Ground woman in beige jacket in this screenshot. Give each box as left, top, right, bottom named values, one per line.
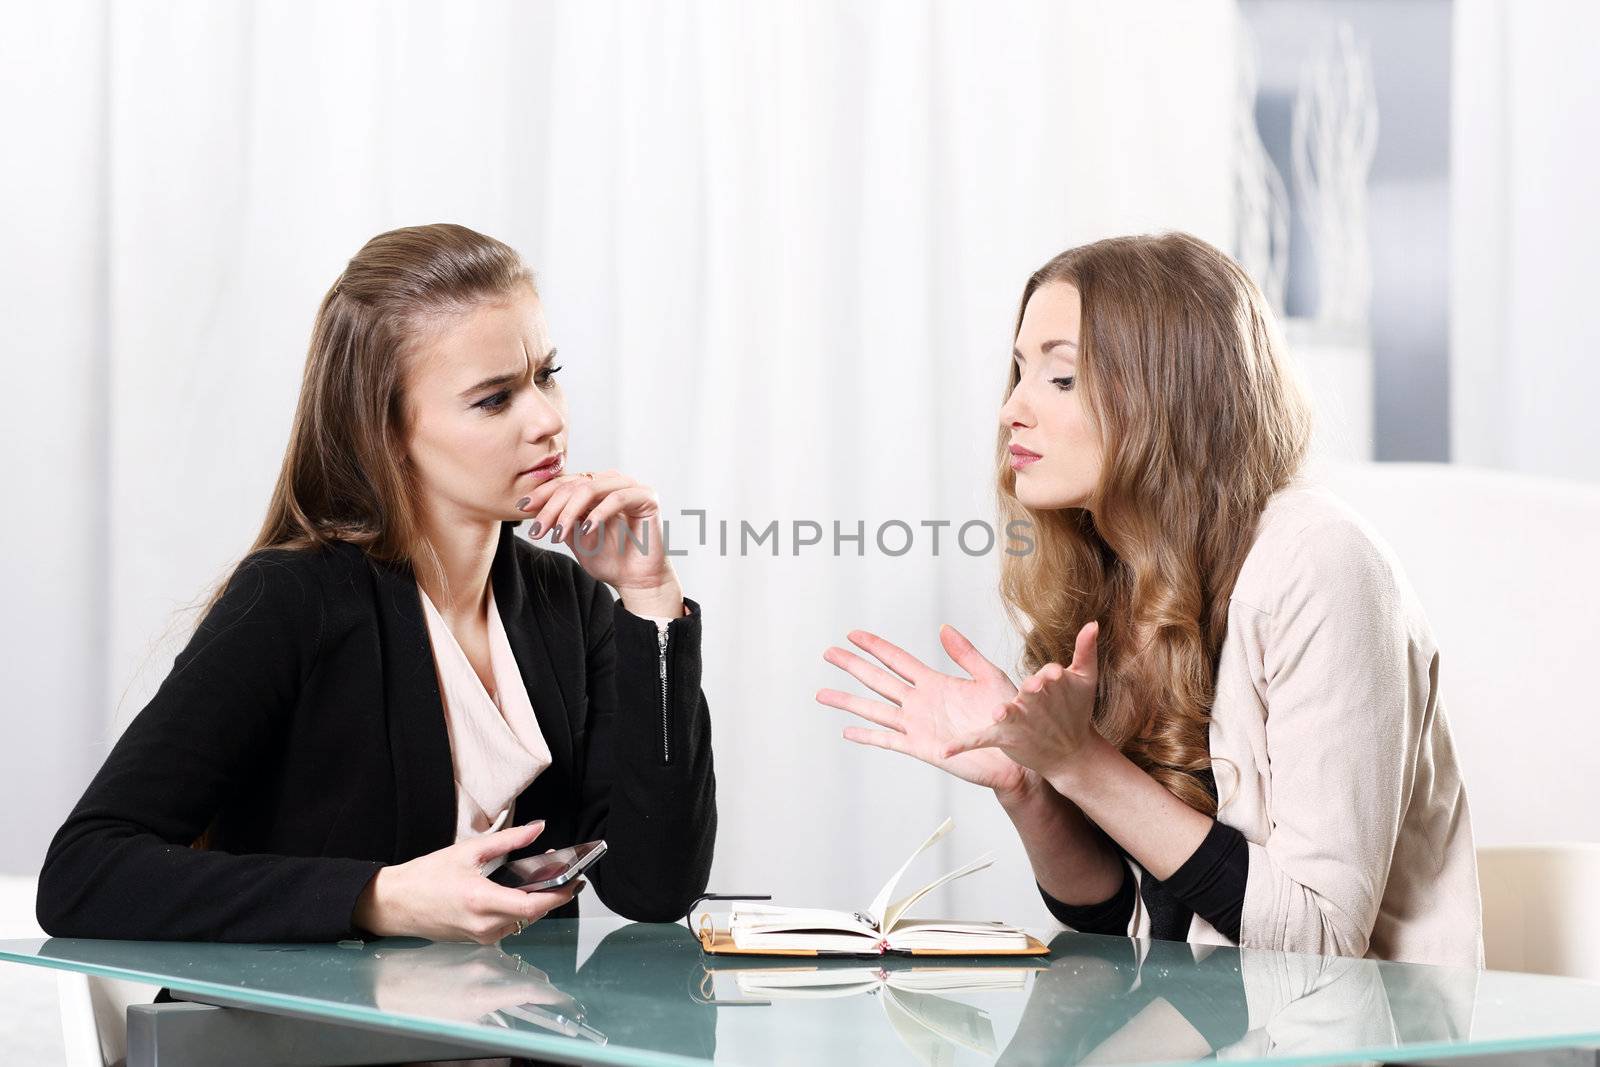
left=816, top=232, right=1483, bottom=968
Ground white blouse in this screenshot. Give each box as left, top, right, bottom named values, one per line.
left=417, top=577, right=683, bottom=873
left=417, top=579, right=553, bottom=868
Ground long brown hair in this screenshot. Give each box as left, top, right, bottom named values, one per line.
left=198, top=222, right=534, bottom=621
left=997, top=232, right=1313, bottom=815
left=183, top=223, right=534, bottom=847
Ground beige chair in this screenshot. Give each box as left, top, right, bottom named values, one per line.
left=2, top=872, right=158, bottom=1067
left=1478, top=844, right=1600, bottom=980
left=57, top=972, right=160, bottom=1067
left=1, top=874, right=158, bottom=1067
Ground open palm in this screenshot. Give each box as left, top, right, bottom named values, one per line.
left=815, top=624, right=1028, bottom=795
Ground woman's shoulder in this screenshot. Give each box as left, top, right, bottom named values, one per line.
left=194, top=545, right=339, bottom=651
left=1230, top=475, right=1414, bottom=620
left=218, top=540, right=391, bottom=633
left=232, top=539, right=359, bottom=596
left=226, top=542, right=340, bottom=594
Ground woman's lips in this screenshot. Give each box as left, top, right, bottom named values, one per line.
left=1009, top=445, right=1042, bottom=471
left=520, top=455, right=565, bottom=480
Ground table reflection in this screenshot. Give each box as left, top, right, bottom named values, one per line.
left=29, top=923, right=1489, bottom=1066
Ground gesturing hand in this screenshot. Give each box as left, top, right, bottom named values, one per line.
left=815, top=624, right=1031, bottom=797
left=942, top=621, right=1103, bottom=785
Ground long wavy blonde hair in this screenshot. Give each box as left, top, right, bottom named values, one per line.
left=997, top=232, right=1314, bottom=815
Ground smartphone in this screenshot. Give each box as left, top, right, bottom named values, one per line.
left=495, top=839, right=608, bottom=892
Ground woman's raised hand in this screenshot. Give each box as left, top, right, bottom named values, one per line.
left=815, top=625, right=1032, bottom=797
left=518, top=470, right=682, bottom=617
left=942, top=621, right=1103, bottom=786
left=352, top=820, right=583, bottom=945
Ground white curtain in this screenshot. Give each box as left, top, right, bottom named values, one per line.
left=4, top=0, right=1238, bottom=925
left=1451, top=0, right=1600, bottom=483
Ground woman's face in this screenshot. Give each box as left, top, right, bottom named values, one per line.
left=404, top=285, right=568, bottom=525
left=1000, top=281, right=1103, bottom=511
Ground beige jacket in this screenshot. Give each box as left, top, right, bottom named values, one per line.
left=1123, top=475, right=1484, bottom=968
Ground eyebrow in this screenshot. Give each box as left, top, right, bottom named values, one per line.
left=457, top=347, right=557, bottom=399
left=1011, top=339, right=1079, bottom=359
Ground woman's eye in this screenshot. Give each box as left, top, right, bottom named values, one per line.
left=476, top=364, right=561, bottom=412
left=1050, top=376, right=1075, bottom=392
left=475, top=390, right=511, bottom=412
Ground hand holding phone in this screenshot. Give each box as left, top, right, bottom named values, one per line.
left=492, top=839, right=608, bottom=892
left=355, top=820, right=587, bottom=943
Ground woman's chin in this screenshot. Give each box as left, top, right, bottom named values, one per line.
left=1013, top=482, right=1062, bottom=510
left=1016, top=483, right=1090, bottom=513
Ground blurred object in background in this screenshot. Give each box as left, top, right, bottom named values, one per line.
left=1291, top=20, right=1379, bottom=337
left=1241, top=0, right=1449, bottom=465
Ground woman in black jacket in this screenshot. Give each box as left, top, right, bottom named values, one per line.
left=36, top=223, right=717, bottom=945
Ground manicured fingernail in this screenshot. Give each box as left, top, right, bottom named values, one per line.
left=550, top=524, right=563, bottom=541
left=579, top=519, right=592, bottom=536
left=529, top=521, right=542, bottom=536
left=516, top=496, right=531, bottom=510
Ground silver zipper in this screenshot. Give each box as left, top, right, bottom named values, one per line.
left=657, top=623, right=671, bottom=764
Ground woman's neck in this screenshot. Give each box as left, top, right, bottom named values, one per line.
left=414, top=510, right=500, bottom=627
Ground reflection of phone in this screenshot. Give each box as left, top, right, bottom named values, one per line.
left=491, top=1001, right=607, bottom=1044
left=495, top=840, right=607, bottom=891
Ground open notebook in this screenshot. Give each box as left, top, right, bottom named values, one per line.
left=705, top=818, right=1047, bottom=957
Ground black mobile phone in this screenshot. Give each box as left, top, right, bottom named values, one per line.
left=495, top=839, right=608, bottom=892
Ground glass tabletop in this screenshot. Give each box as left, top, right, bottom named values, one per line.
left=4, top=919, right=1600, bottom=1067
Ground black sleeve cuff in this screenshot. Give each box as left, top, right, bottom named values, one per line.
left=1158, top=819, right=1247, bottom=942
left=612, top=595, right=701, bottom=641
left=609, top=596, right=704, bottom=768
left=1039, top=860, right=1136, bottom=936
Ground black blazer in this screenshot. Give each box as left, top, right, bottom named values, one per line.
left=36, top=519, right=717, bottom=941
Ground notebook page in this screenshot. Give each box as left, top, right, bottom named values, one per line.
left=881, top=853, right=995, bottom=933
left=867, top=817, right=955, bottom=929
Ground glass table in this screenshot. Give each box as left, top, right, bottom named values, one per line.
left=3, top=919, right=1600, bottom=1067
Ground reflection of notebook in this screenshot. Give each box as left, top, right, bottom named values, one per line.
left=727, top=966, right=1040, bottom=1067
left=706, top=818, right=1047, bottom=957
left=732, top=966, right=1034, bottom=997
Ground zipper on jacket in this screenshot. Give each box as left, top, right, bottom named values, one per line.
left=657, top=623, right=672, bottom=764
